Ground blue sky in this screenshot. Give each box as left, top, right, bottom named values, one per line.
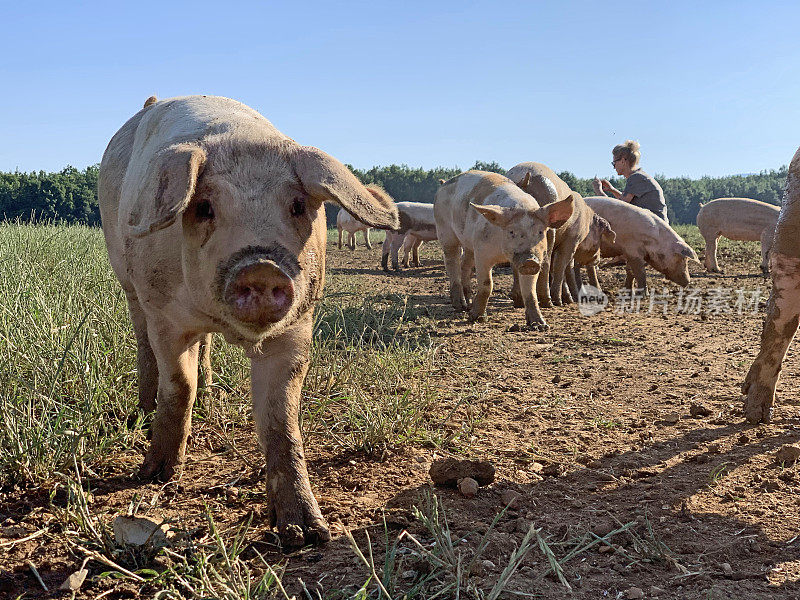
left=2, top=1, right=799, bottom=178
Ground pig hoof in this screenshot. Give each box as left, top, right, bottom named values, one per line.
left=271, top=505, right=331, bottom=547
left=138, top=454, right=180, bottom=482
left=743, top=382, right=774, bottom=424
left=467, top=313, right=487, bottom=323
left=511, top=296, right=524, bottom=308
left=540, top=299, right=553, bottom=308
left=525, top=321, right=549, bottom=331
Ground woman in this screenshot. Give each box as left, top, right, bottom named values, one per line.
left=599, top=140, right=669, bottom=224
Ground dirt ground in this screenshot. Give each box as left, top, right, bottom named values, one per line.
left=4, top=234, right=800, bottom=599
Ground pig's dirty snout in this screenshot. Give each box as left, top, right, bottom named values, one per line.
left=515, top=253, right=540, bottom=276
left=225, top=260, right=295, bottom=326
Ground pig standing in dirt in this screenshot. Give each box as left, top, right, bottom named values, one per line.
left=568, top=212, right=616, bottom=297
left=696, top=198, right=779, bottom=274
left=743, top=147, right=800, bottom=424
left=381, top=201, right=437, bottom=271
left=98, top=95, right=399, bottom=546
left=434, top=171, right=573, bottom=329
left=337, top=207, right=373, bottom=250
left=506, top=162, right=595, bottom=306
left=583, top=196, right=698, bottom=290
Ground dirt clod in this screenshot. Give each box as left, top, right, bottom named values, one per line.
left=689, top=402, right=712, bottom=417
left=662, top=412, right=681, bottom=424
left=776, top=445, right=800, bottom=465
left=430, top=458, right=495, bottom=486
left=500, top=489, right=521, bottom=508
left=625, top=587, right=645, bottom=599
left=458, top=477, right=479, bottom=498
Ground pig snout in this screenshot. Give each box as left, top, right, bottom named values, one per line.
left=224, top=259, right=295, bottom=326
left=514, top=254, right=541, bottom=275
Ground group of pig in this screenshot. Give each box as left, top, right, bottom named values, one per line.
left=97, top=95, right=797, bottom=548
left=339, top=162, right=700, bottom=330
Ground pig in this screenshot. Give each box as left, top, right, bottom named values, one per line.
left=568, top=212, right=616, bottom=297
left=743, top=147, right=800, bottom=424
left=380, top=201, right=438, bottom=271
left=696, top=198, right=779, bottom=274
left=98, top=95, right=399, bottom=546
left=434, top=170, right=573, bottom=329
left=506, top=162, right=595, bottom=307
left=582, top=196, right=698, bottom=289
left=337, top=206, right=373, bottom=250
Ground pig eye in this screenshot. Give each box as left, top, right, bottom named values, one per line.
left=290, top=198, right=306, bottom=217
left=194, top=199, right=215, bottom=222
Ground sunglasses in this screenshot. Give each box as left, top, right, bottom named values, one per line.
left=611, top=158, right=622, bottom=166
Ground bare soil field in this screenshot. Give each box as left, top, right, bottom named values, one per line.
left=3, top=228, right=800, bottom=599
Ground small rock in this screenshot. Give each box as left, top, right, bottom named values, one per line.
left=776, top=444, right=800, bottom=465
left=662, top=412, right=680, bottom=424
left=508, top=324, right=522, bottom=332
left=482, top=559, right=496, bottom=572
left=429, top=458, right=495, bottom=486
left=515, top=517, right=533, bottom=533
left=721, top=562, right=733, bottom=576
left=458, top=477, right=479, bottom=498
left=60, top=568, right=88, bottom=591
left=690, top=403, right=712, bottom=417
left=541, top=463, right=563, bottom=477
left=113, top=515, right=169, bottom=548
left=500, top=489, right=521, bottom=508
left=401, top=569, right=416, bottom=579
left=552, top=374, right=562, bottom=384
left=225, top=487, right=239, bottom=501
left=626, top=587, right=644, bottom=599
left=707, top=442, right=722, bottom=454
left=650, top=585, right=666, bottom=597
left=738, top=433, right=750, bottom=445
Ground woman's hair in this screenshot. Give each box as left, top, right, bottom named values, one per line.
left=612, top=140, right=641, bottom=167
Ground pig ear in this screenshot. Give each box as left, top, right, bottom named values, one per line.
left=516, top=172, right=531, bottom=191
left=540, top=195, right=574, bottom=228
left=680, top=244, right=699, bottom=262
left=293, top=146, right=399, bottom=229
left=471, top=203, right=516, bottom=227
left=128, top=143, right=207, bottom=238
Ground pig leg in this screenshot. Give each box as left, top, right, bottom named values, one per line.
left=549, top=246, right=574, bottom=306
left=199, top=333, right=213, bottom=391
left=566, top=259, right=580, bottom=300
left=743, top=253, right=800, bottom=423
left=349, top=232, right=356, bottom=250
left=411, top=238, right=423, bottom=267
left=626, top=257, right=647, bottom=292
left=441, top=237, right=467, bottom=311
left=139, top=326, right=200, bottom=481
left=381, top=233, right=391, bottom=271
left=468, top=257, right=493, bottom=322
left=520, top=272, right=548, bottom=330
left=760, top=229, right=773, bottom=274
left=460, top=249, right=475, bottom=307
left=510, top=267, right=524, bottom=308
left=703, top=232, right=722, bottom=273
left=586, top=264, right=600, bottom=289
left=537, top=230, right=555, bottom=307
left=364, top=228, right=373, bottom=250
left=391, top=234, right=403, bottom=270
left=250, top=319, right=330, bottom=546
left=126, top=291, right=158, bottom=413
left=337, top=226, right=343, bottom=250
left=401, top=235, right=413, bottom=268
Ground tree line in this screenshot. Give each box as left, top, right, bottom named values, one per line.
left=0, top=162, right=787, bottom=228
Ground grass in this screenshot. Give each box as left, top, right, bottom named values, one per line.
left=0, top=222, right=444, bottom=484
